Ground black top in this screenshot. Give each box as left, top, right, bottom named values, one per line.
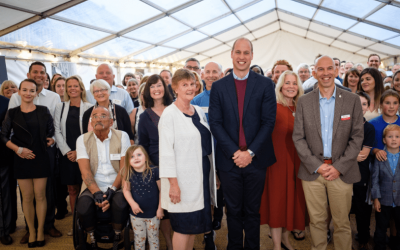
left=0, top=96, right=12, bottom=167
left=184, top=110, right=212, bottom=157
left=138, top=109, right=160, bottom=166
left=355, top=119, right=375, bottom=187
left=82, top=103, right=134, bottom=140
left=131, top=96, right=139, bottom=108
left=129, top=166, right=160, bottom=218
left=66, top=106, right=81, bottom=151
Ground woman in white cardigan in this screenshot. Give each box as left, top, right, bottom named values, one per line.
left=54, top=75, right=92, bottom=233
left=159, top=69, right=217, bottom=250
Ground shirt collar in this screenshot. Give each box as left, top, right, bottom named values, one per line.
left=232, top=70, right=249, bottom=80
left=39, top=88, right=48, bottom=96
left=93, top=129, right=112, bottom=142
left=319, top=85, right=336, bottom=100
left=111, top=85, right=118, bottom=92
left=386, top=150, right=400, bottom=158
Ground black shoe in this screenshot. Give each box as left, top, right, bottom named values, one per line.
left=0, top=235, right=13, bottom=245
left=36, top=240, right=45, bottom=247
left=113, top=233, right=121, bottom=250
left=212, top=220, right=221, bottom=230
left=281, top=242, right=297, bottom=250
left=28, top=241, right=37, bottom=248
left=204, top=231, right=216, bottom=250
left=55, top=209, right=68, bottom=220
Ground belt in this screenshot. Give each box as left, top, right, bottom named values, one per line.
left=323, top=158, right=332, bottom=164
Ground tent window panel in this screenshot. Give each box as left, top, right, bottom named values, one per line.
left=236, top=0, right=276, bottom=21
left=245, top=12, right=278, bottom=30
left=225, top=0, right=257, bottom=10
left=199, top=15, right=241, bottom=36
left=337, top=33, right=375, bottom=47
left=185, top=39, right=222, bottom=53
left=252, top=23, right=280, bottom=38
left=145, top=0, right=192, bottom=11
left=0, top=0, right=70, bottom=13
left=331, top=40, right=361, bottom=52
left=366, top=5, right=400, bottom=30
left=313, top=10, right=357, bottom=30
left=278, top=12, right=310, bottom=29
left=55, top=0, right=161, bottom=32
left=322, top=0, right=381, bottom=18
left=308, top=22, right=343, bottom=37
left=157, top=51, right=194, bottom=63
left=277, top=0, right=316, bottom=19
left=172, top=0, right=230, bottom=27
left=81, top=37, right=149, bottom=58
left=306, top=31, right=334, bottom=45
left=0, top=7, right=34, bottom=31
left=163, top=31, right=208, bottom=48
left=214, top=25, right=248, bottom=42
left=0, top=19, right=108, bottom=50
left=349, top=22, right=398, bottom=41
left=133, top=46, right=175, bottom=61
left=385, top=36, right=400, bottom=47
left=280, top=23, right=307, bottom=37
left=202, top=44, right=231, bottom=57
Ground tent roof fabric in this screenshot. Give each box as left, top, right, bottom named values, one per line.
left=0, top=0, right=399, bottom=65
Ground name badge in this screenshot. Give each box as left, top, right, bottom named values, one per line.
left=113, top=99, right=122, bottom=105
left=110, top=154, right=121, bottom=160
left=341, top=114, right=350, bottom=120
left=202, top=107, right=209, bottom=113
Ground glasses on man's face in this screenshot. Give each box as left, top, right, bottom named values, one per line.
left=92, top=115, right=109, bottom=120
left=186, top=66, right=200, bottom=71
left=93, top=89, right=108, bottom=95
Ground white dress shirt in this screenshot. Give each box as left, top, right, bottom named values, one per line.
left=86, top=85, right=134, bottom=115
left=8, top=88, right=61, bottom=118
left=76, top=130, right=130, bottom=192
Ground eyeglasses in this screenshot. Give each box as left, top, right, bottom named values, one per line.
left=186, top=66, right=200, bottom=71
left=91, top=115, right=109, bottom=120
left=93, top=89, right=108, bottom=95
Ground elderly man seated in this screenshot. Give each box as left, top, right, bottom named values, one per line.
left=76, top=106, right=130, bottom=249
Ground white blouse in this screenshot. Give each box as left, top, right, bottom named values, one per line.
left=159, top=103, right=217, bottom=213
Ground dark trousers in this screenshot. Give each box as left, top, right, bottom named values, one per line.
left=0, top=165, right=17, bottom=236
left=351, top=185, right=372, bottom=244
left=219, top=164, right=267, bottom=250
left=374, top=205, right=400, bottom=250
left=24, top=146, right=57, bottom=231
left=55, top=177, right=68, bottom=214
left=76, top=189, right=129, bottom=232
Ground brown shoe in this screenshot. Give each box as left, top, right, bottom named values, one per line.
left=20, top=231, right=29, bottom=244
left=45, top=227, right=62, bottom=237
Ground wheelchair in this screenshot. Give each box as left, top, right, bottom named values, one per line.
left=72, top=191, right=132, bottom=250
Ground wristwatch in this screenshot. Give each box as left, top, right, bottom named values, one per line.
left=247, top=149, right=255, bottom=158
left=111, top=186, right=117, bottom=192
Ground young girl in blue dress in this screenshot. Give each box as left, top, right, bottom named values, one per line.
left=121, top=145, right=164, bottom=250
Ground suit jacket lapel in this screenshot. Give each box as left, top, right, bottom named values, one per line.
left=312, top=89, right=322, bottom=138
left=243, top=71, right=256, bottom=117
left=226, top=75, right=239, bottom=124
left=385, top=160, right=394, bottom=176
left=332, top=88, right=344, bottom=140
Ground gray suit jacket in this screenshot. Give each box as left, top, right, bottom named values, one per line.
left=292, top=87, right=364, bottom=184
left=371, top=157, right=400, bottom=206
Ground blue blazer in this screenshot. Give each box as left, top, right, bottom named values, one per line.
left=371, top=157, right=400, bottom=207
left=209, top=70, right=277, bottom=172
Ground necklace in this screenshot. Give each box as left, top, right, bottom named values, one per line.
left=287, top=105, right=296, bottom=117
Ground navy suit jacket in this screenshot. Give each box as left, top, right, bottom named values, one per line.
left=209, top=70, right=277, bottom=172
left=371, top=157, right=400, bottom=206
left=0, top=95, right=11, bottom=167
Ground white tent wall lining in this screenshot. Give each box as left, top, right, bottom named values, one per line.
left=201, top=31, right=369, bottom=72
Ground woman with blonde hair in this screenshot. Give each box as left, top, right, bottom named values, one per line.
left=0, top=80, right=18, bottom=99
left=260, top=71, right=307, bottom=250
left=192, top=71, right=203, bottom=96
left=54, top=75, right=93, bottom=235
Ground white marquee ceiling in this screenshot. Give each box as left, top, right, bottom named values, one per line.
left=0, top=0, right=399, bottom=66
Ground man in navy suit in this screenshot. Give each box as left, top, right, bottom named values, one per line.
left=209, top=38, right=277, bottom=249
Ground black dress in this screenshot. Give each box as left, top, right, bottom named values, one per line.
left=59, top=106, right=82, bottom=185
left=138, top=108, right=160, bottom=166
left=17, top=110, right=49, bottom=179
left=169, top=110, right=212, bottom=234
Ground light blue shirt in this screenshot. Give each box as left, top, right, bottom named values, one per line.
left=232, top=70, right=249, bottom=80
left=386, top=150, right=400, bottom=206
left=191, top=89, right=211, bottom=122
left=319, top=86, right=336, bottom=158
left=86, top=85, right=134, bottom=114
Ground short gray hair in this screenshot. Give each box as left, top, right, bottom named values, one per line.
left=355, top=63, right=364, bottom=69
left=296, top=63, right=310, bottom=73
left=127, top=78, right=139, bottom=86
left=185, top=58, right=200, bottom=67
left=205, top=61, right=223, bottom=72
left=90, top=79, right=111, bottom=95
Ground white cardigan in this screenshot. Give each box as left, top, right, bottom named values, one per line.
left=54, top=100, right=93, bottom=156
left=159, top=103, right=217, bottom=213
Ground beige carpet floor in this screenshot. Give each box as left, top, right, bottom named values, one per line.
left=2, top=188, right=389, bottom=249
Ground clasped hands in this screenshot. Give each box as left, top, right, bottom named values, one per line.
left=94, top=187, right=115, bottom=212
left=232, top=150, right=252, bottom=168
left=317, top=163, right=340, bottom=181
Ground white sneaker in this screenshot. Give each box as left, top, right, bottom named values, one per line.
left=67, top=228, right=73, bottom=236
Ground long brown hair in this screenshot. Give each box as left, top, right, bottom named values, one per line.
left=121, top=145, right=152, bottom=185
